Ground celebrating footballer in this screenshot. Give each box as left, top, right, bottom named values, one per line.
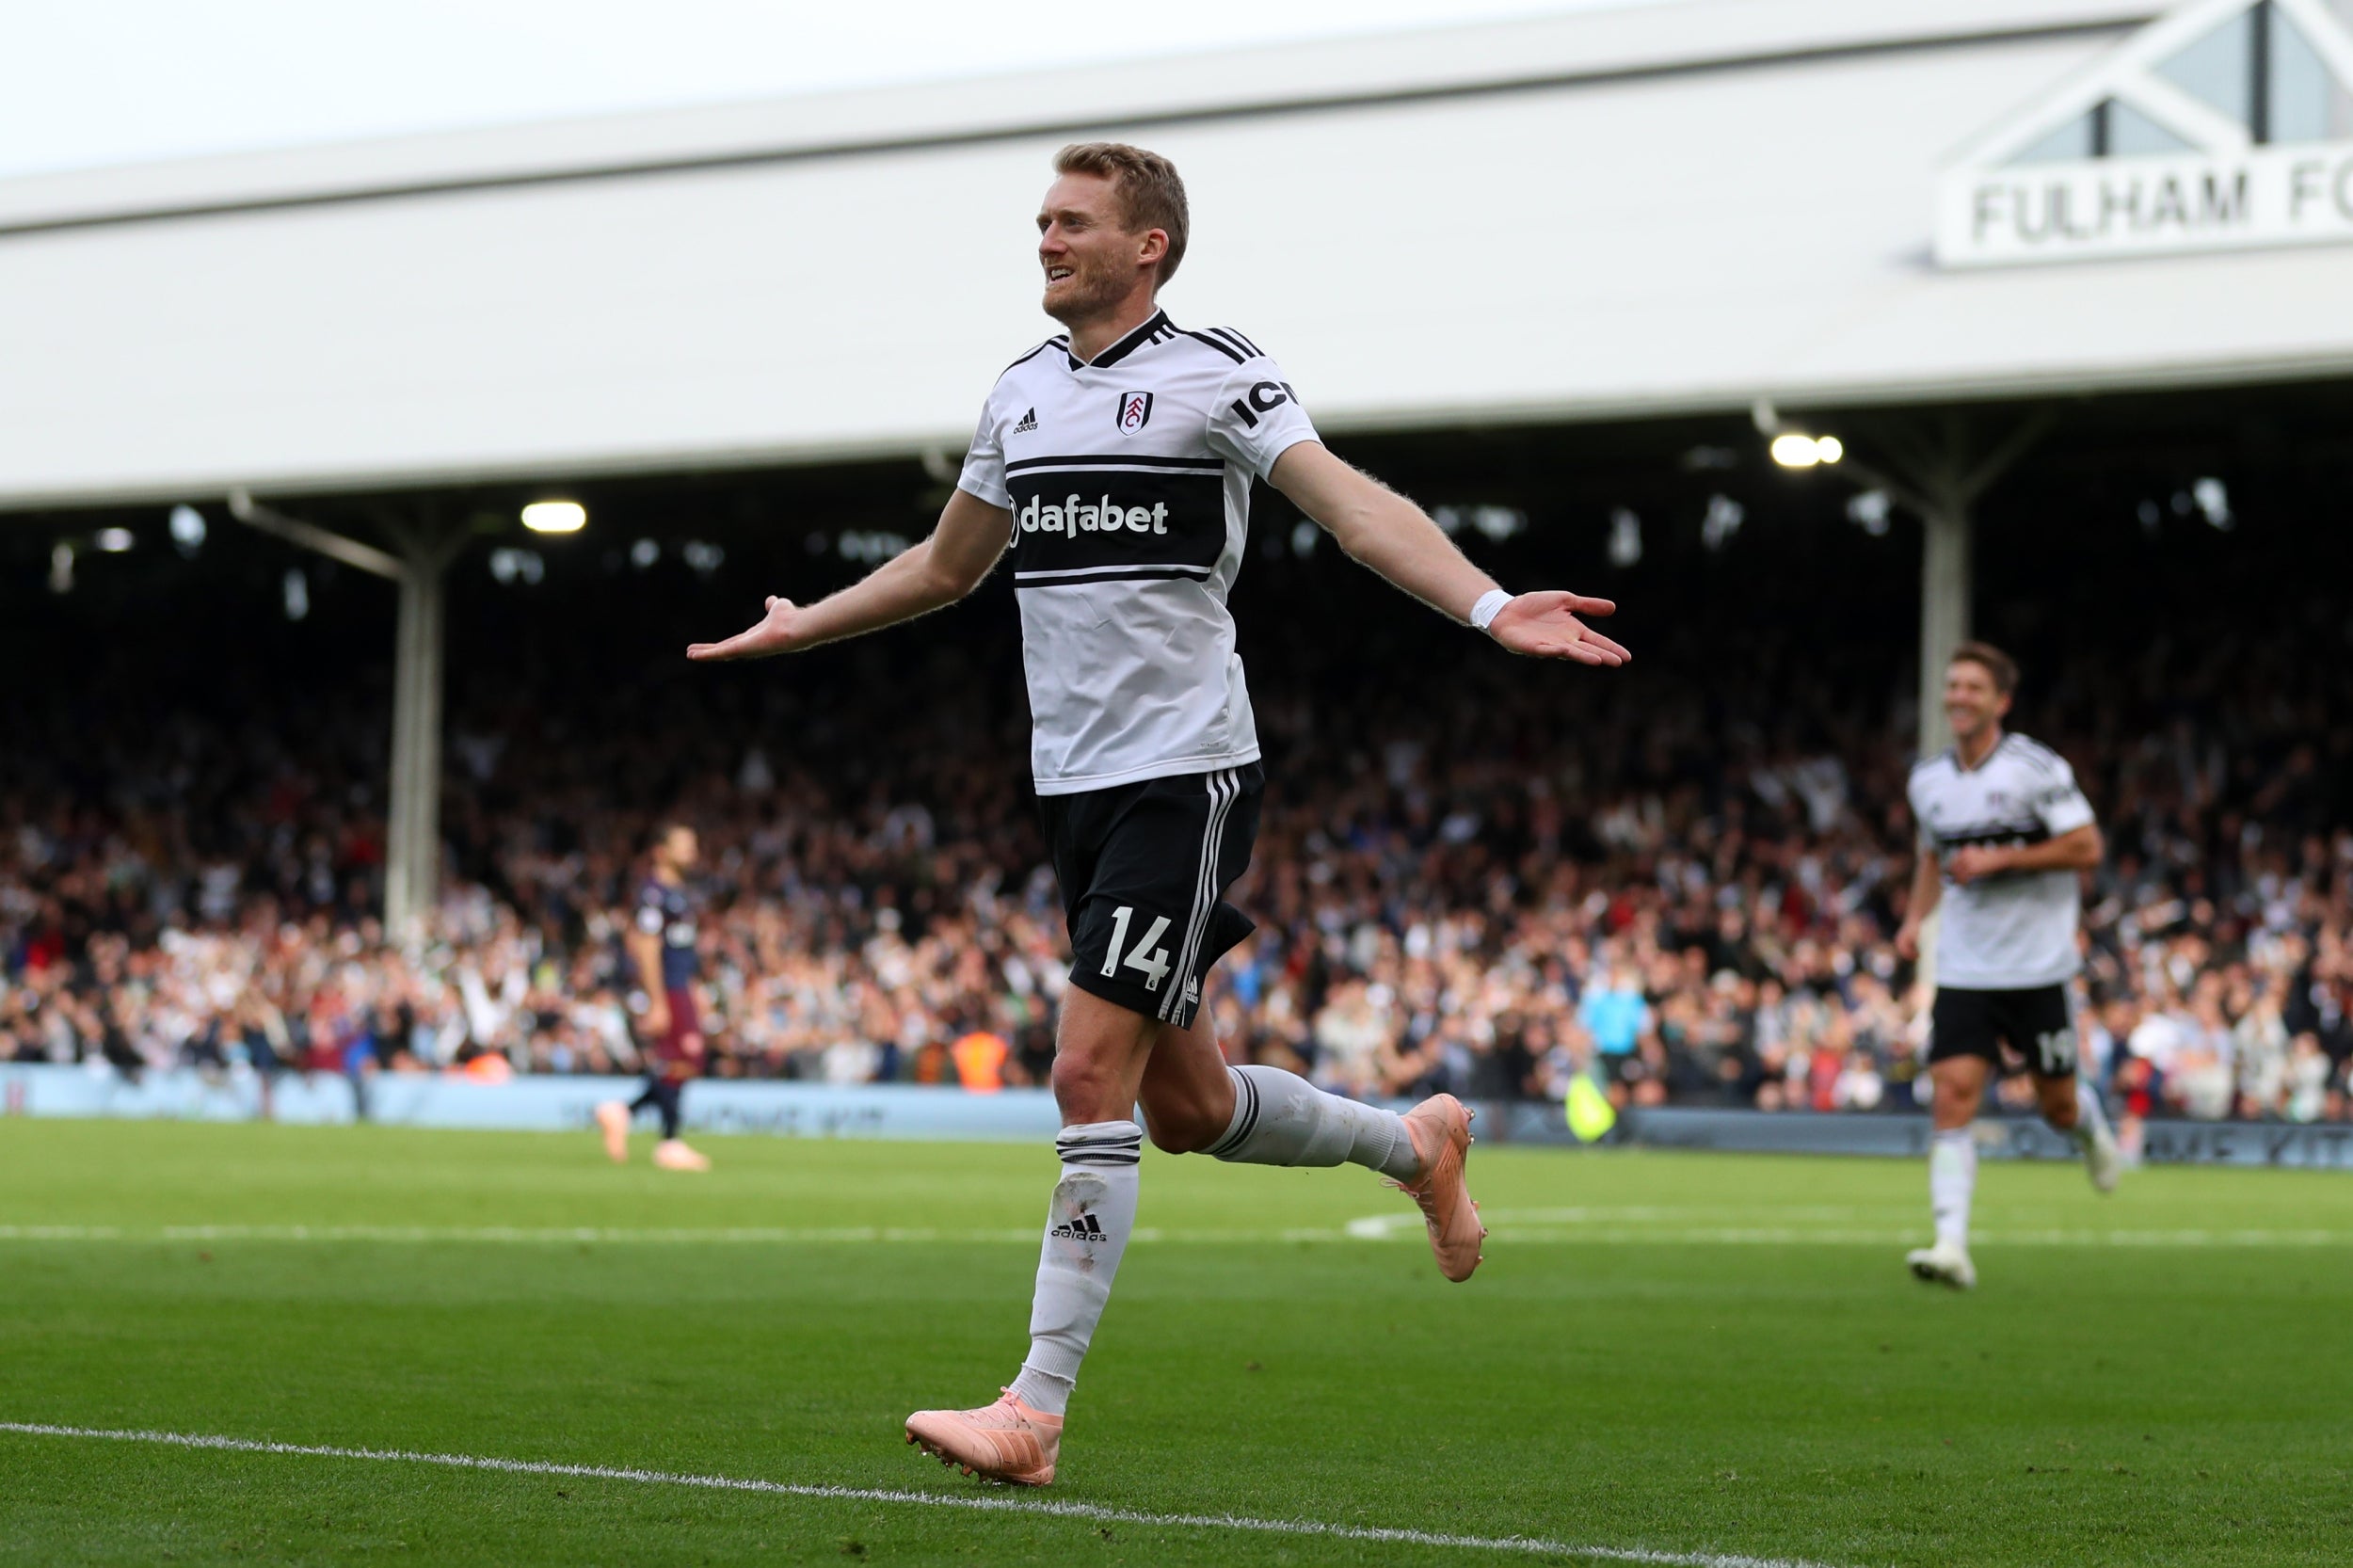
left=689, top=141, right=1629, bottom=1484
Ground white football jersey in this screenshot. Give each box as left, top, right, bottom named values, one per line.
left=1908, top=732, right=2097, bottom=989
left=957, top=311, right=1319, bottom=795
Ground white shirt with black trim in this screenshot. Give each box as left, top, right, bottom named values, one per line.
left=958, top=311, right=1319, bottom=795
left=1907, top=731, right=2097, bottom=990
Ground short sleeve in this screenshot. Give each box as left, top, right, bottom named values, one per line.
left=634, top=889, right=665, bottom=936
left=957, top=392, right=1011, bottom=509
left=1906, top=771, right=1935, bottom=852
left=2034, top=758, right=2096, bottom=837
left=1205, top=356, right=1320, bottom=480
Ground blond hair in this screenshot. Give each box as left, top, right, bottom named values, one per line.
left=1053, top=142, right=1190, bottom=286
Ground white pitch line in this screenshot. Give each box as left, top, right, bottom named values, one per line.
left=0, top=1222, right=2346, bottom=1248
left=0, top=1421, right=1844, bottom=1568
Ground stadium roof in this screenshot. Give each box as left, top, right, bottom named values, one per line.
left=5, top=0, right=2350, bottom=511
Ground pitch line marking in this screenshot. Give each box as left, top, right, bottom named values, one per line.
left=0, top=1421, right=1846, bottom=1568
left=0, top=1221, right=2346, bottom=1248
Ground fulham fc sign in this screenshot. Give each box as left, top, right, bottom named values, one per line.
left=1936, top=0, right=2353, bottom=267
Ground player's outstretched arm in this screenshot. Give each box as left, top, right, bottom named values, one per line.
left=686, top=489, right=1013, bottom=661
left=1268, top=443, right=1627, bottom=666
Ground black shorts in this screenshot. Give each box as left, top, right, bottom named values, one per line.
left=1039, top=763, right=1262, bottom=1032
left=1929, top=984, right=2077, bottom=1078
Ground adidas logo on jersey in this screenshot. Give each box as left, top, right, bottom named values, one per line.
left=1013, top=408, right=1038, bottom=433
left=1049, top=1213, right=1107, bottom=1242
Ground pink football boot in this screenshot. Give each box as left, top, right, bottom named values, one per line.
left=1396, top=1095, right=1485, bottom=1282
left=905, top=1389, right=1063, bottom=1486
left=651, top=1138, right=711, bottom=1172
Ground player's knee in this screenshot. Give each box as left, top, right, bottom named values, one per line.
left=1048, top=1047, right=1123, bottom=1119
left=1932, top=1079, right=1980, bottom=1124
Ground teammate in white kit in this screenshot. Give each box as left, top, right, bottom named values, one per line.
left=1896, top=642, right=2121, bottom=1290
left=686, top=143, right=1628, bottom=1482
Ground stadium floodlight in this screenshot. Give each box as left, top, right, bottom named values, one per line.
left=1769, top=431, right=1843, bottom=468
left=168, top=504, right=206, bottom=551
left=520, top=500, right=586, bottom=534
left=95, top=527, right=135, bottom=552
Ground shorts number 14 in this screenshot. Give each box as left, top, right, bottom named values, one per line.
left=1102, top=905, right=1173, bottom=993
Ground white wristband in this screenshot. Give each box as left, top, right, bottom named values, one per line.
left=1469, top=588, right=1512, bottom=633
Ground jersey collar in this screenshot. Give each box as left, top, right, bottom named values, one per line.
left=1953, top=729, right=2008, bottom=774
left=1066, top=309, right=1172, bottom=372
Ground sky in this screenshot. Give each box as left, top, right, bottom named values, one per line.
left=0, top=0, right=1671, bottom=181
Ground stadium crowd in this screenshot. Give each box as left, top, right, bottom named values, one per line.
left=6, top=555, right=2350, bottom=1133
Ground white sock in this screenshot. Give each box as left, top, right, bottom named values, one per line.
left=1008, top=1120, right=1141, bottom=1417
left=2069, top=1081, right=2111, bottom=1154
left=1929, top=1128, right=1976, bottom=1251
left=1202, top=1064, right=1421, bottom=1181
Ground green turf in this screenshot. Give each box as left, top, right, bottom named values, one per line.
left=2, top=1120, right=2349, bottom=1567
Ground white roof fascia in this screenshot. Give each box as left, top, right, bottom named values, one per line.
left=0, top=0, right=2156, bottom=234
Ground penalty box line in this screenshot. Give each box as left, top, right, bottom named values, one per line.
left=0, top=1420, right=1848, bottom=1568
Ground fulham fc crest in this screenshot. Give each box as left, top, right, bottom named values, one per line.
left=1115, top=391, right=1153, bottom=434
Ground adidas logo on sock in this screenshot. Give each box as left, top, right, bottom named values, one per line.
left=1048, top=1213, right=1107, bottom=1242
left=1013, top=408, right=1038, bottom=433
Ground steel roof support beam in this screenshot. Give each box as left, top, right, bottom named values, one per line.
left=1867, top=409, right=2055, bottom=758
left=227, top=490, right=470, bottom=936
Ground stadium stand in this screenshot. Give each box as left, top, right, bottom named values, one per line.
left=5, top=462, right=2349, bottom=1134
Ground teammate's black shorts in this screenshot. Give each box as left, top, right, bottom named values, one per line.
left=1929, top=984, right=2077, bottom=1078
left=1039, top=762, right=1262, bottom=1032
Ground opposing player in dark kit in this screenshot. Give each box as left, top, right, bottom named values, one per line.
left=1897, top=643, right=2121, bottom=1290
left=596, top=822, right=713, bottom=1172
left=689, top=143, right=1628, bottom=1481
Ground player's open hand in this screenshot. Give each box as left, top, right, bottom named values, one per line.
left=687, top=596, right=802, bottom=662
left=1486, top=591, right=1629, bottom=665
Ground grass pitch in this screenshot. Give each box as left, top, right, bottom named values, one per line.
left=2, top=1119, right=2349, bottom=1567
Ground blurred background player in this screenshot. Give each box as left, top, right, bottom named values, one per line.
left=687, top=141, right=1627, bottom=1485
left=1896, top=643, right=2121, bottom=1289
left=596, top=822, right=712, bottom=1171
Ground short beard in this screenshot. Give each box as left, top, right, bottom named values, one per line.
left=1043, top=267, right=1128, bottom=329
